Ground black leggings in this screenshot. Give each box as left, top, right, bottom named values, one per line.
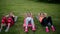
left=41, top=16, right=53, bottom=26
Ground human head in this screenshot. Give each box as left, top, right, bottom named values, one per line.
left=40, top=12, right=47, bottom=17
left=26, top=12, right=31, bottom=17
left=9, top=11, right=14, bottom=16
left=40, top=12, right=44, bottom=17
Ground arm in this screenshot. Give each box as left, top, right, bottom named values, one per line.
left=12, top=14, right=18, bottom=22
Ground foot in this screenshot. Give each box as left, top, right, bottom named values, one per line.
left=5, top=29, right=8, bottom=32
left=25, top=27, right=28, bottom=32
left=32, top=27, right=36, bottom=31
left=51, top=26, right=55, bottom=32
left=46, top=27, right=49, bottom=32
left=0, top=29, right=1, bottom=32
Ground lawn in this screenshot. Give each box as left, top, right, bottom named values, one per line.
left=0, top=0, right=60, bottom=34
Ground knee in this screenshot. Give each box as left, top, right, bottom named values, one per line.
left=1, top=19, right=5, bottom=24
left=48, top=16, right=52, bottom=19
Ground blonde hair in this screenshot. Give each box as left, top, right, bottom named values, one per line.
left=44, top=13, right=47, bottom=17
left=39, top=12, right=47, bottom=17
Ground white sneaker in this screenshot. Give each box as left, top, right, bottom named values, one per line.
left=0, top=29, right=1, bottom=32
left=5, top=29, right=8, bottom=32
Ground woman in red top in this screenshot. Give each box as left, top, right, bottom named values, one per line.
left=0, top=12, right=17, bottom=32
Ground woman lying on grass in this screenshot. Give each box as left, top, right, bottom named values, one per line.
left=37, top=12, right=56, bottom=32
left=23, top=12, right=36, bottom=32
left=0, top=12, right=17, bottom=32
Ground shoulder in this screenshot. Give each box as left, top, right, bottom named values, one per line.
left=5, top=15, right=9, bottom=17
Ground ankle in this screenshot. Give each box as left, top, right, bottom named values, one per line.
left=46, top=26, right=48, bottom=28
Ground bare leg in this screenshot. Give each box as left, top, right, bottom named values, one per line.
left=25, top=19, right=28, bottom=32
left=45, top=26, right=49, bottom=32
left=0, top=23, right=6, bottom=32
left=5, top=23, right=10, bottom=32
left=31, top=18, right=35, bottom=28
left=51, top=25, right=55, bottom=32
left=31, top=18, right=36, bottom=31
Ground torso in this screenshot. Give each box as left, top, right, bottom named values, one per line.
left=26, top=17, right=32, bottom=21
left=39, top=17, right=44, bottom=23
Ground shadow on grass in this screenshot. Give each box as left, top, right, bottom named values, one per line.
left=28, top=0, right=60, bottom=4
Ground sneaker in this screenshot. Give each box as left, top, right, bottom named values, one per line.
left=46, top=27, right=49, bottom=32
left=51, top=26, right=55, bottom=32
left=25, top=27, right=28, bottom=32
left=32, top=27, right=36, bottom=31
left=0, top=29, right=1, bottom=32
left=5, top=29, right=8, bottom=32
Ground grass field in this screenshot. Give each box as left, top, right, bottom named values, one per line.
left=0, top=0, right=60, bottom=34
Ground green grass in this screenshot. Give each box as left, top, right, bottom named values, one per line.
left=0, top=0, right=60, bottom=34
